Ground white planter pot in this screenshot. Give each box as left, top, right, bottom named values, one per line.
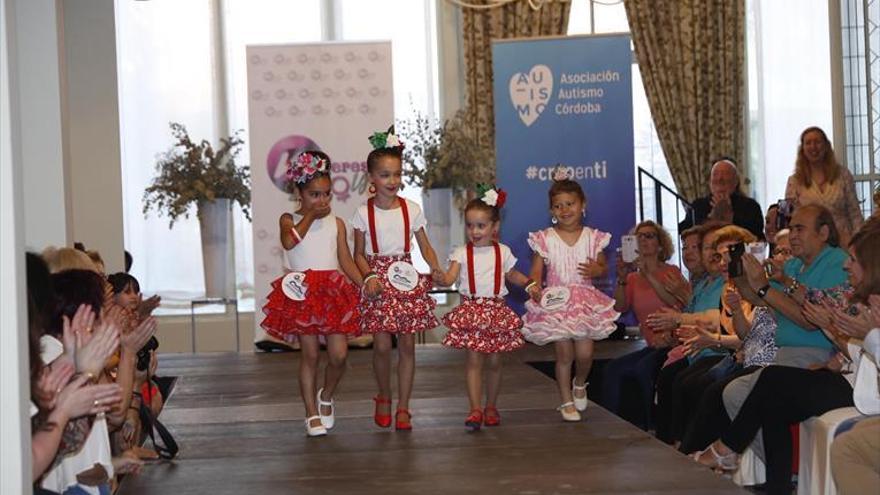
left=198, top=199, right=235, bottom=298
left=422, top=187, right=455, bottom=264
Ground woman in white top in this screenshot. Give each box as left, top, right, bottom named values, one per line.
left=785, top=127, right=864, bottom=247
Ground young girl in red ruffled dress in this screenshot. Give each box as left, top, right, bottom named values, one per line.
left=260, top=150, right=365, bottom=437
left=432, top=186, right=541, bottom=431
left=352, top=127, right=441, bottom=431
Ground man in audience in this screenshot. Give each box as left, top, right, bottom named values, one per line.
left=678, top=158, right=765, bottom=240
left=722, top=204, right=848, bottom=440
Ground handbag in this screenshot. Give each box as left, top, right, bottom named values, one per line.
left=138, top=402, right=178, bottom=459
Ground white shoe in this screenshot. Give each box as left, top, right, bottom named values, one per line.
left=557, top=402, right=582, bottom=422
left=317, top=387, right=335, bottom=429
left=572, top=379, right=588, bottom=412
left=305, top=415, right=327, bottom=437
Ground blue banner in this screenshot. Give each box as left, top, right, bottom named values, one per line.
left=492, top=34, right=634, bottom=313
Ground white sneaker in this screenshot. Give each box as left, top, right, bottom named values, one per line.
left=557, top=402, right=582, bottom=422
left=305, top=415, right=327, bottom=437
left=317, top=388, right=335, bottom=429
left=572, top=379, right=588, bottom=412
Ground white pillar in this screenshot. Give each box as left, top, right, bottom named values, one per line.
left=1, top=0, right=34, bottom=491
left=59, top=0, right=125, bottom=273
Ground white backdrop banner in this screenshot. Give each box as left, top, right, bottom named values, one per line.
left=246, top=41, right=394, bottom=344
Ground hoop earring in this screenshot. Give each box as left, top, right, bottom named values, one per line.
left=581, top=209, right=586, bottom=217
left=368, top=184, right=376, bottom=195
left=551, top=216, right=558, bottom=225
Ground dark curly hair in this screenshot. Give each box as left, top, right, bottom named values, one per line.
left=548, top=178, right=586, bottom=207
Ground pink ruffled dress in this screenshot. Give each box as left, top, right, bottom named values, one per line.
left=521, top=227, right=620, bottom=345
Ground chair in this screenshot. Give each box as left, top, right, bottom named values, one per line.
left=797, top=407, right=861, bottom=495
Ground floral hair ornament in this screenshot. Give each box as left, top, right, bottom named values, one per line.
left=368, top=125, right=405, bottom=151
left=286, top=151, right=330, bottom=184
left=476, top=183, right=507, bottom=208
left=552, top=164, right=573, bottom=182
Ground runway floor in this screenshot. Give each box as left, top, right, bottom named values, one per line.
left=118, top=343, right=746, bottom=494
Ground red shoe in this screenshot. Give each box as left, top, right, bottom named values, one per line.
left=395, top=408, right=412, bottom=431
left=465, top=409, right=483, bottom=431
left=483, top=406, right=501, bottom=427
left=373, top=395, right=392, bottom=428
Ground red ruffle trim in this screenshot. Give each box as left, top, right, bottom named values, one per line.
left=441, top=297, right=524, bottom=353
left=260, top=270, right=360, bottom=340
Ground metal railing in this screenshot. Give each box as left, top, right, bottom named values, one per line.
left=637, top=167, right=692, bottom=269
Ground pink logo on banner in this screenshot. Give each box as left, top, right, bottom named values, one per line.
left=265, top=135, right=368, bottom=202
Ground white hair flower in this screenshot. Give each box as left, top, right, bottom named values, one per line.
left=385, top=133, right=401, bottom=148
left=482, top=189, right=499, bottom=207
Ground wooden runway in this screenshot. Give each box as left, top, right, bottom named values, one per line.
left=118, top=344, right=746, bottom=494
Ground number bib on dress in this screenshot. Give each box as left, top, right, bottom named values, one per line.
left=387, top=261, right=419, bottom=292
left=540, top=286, right=571, bottom=311
left=281, top=272, right=308, bottom=301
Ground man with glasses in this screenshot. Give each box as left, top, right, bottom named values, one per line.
left=679, top=159, right=765, bottom=241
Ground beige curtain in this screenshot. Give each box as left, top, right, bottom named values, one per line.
left=624, top=0, right=745, bottom=201
left=461, top=0, right=571, bottom=147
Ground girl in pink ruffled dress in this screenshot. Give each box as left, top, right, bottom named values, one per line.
left=522, top=175, right=620, bottom=421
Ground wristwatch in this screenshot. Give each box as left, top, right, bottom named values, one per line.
left=757, top=284, right=771, bottom=299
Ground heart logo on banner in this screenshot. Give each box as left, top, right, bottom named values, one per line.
left=509, top=65, right=553, bottom=127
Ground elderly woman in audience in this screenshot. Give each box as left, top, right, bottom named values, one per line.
left=648, top=222, right=727, bottom=443
left=655, top=225, right=759, bottom=446
left=785, top=126, right=863, bottom=247
left=679, top=229, right=792, bottom=455
left=603, top=221, right=689, bottom=429
left=696, top=218, right=880, bottom=495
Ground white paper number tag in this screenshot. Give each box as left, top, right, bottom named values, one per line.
left=281, top=272, right=308, bottom=301
left=387, top=261, right=419, bottom=292
left=540, top=286, right=571, bottom=311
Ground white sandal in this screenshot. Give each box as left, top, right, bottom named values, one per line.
left=695, top=444, right=738, bottom=471
left=305, top=415, right=327, bottom=437
left=572, top=379, right=589, bottom=411
left=317, top=387, right=335, bottom=429
left=557, top=401, right=582, bottom=422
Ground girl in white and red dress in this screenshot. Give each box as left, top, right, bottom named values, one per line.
left=432, top=186, right=541, bottom=431
left=352, top=127, right=441, bottom=431
left=260, top=150, right=365, bottom=437
left=522, top=171, right=620, bottom=422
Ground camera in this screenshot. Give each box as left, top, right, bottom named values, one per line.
left=136, top=336, right=159, bottom=372
left=776, top=199, right=794, bottom=231
left=728, top=242, right=745, bottom=278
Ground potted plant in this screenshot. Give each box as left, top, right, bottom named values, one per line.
left=143, top=122, right=251, bottom=298
left=398, top=109, right=495, bottom=263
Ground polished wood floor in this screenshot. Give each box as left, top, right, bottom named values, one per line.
left=118, top=343, right=746, bottom=494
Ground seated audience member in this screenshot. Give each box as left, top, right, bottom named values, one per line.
left=656, top=225, right=757, bottom=445
left=679, top=229, right=791, bottom=455
left=696, top=218, right=880, bottom=495
left=678, top=158, right=764, bottom=240
left=723, top=205, right=850, bottom=427
left=650, top=223, right=727, bottom=443
left=604, top=221, right=688, bottom=429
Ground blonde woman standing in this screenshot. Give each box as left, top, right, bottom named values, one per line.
left=785, top=126, right=863, bottom=246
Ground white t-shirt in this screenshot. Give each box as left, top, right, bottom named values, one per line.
left=449, top=243, right=517, bottom=298
left=284, top=214, right=340, bottom=272
left=351, top=198, right=427, bottom=256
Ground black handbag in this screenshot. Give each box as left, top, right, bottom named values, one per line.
left=138, top=402, right=179, bottom=459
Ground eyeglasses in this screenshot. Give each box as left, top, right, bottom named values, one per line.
left=772, top=247, right=792, bottom=257
left=637, top=232, right=658, bottom=240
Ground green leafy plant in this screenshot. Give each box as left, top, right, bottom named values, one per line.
left=397, top=109, right=495, bottom=209
left=143, top=123, right=251, bottom=228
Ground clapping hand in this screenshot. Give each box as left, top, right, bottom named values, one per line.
left=832, top=304, right=875, bottom=340
left=661, top=271, right=691, bottom=307
left=122, top=317, right=157, bottom=354
left=54, top=374, right=122, bottom=420
left=709, top=193, right=733, bottom=222
left=723, top=287, right=743, bottom=314
left=62, top=304, right=97, bottom=364
left=742, top=254, right=770, bottom=291
left=137, top=295, right=161, bottom=320
left=681, top=322, right=717, bottom=356
left=646, top=307, right=682, bottom=332
left=33, top=360, right=75, bottom=411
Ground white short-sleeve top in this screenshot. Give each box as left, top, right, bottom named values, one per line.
left=285, top=214, right=340, bottom=272
left=449, top=243, right=518, bottom=298
left=351, top=198, right=427, bottom=256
